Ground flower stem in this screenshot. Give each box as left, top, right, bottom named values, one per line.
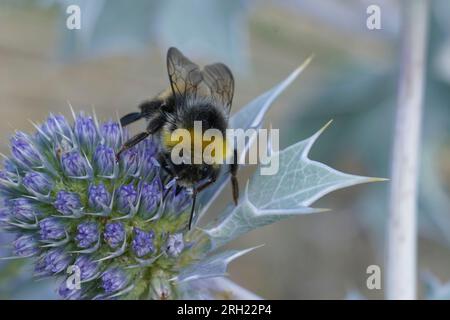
left=386, top=0, right=429, bottom=300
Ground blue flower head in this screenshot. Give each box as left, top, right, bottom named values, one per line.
left=23, top=171, right=53, bottom=195
left=0, top=112, right=218, bottom=300
left=116, top=183, right=138, bottom=214
left=101, top=121, right=122, bottom=150
left=131, top=227, right=155, bottom=257
left=120, top=147, right=140, bottom=176
left=40, top=114, right=71, bottom=139
left=103, top=222, right=125, bottom=249
left=13, top=235, right=38, bottom=257
left=10, top=132, right=42, bottom=168
left=54, top=191, right=82, bottom=216
left=101, top=268, right=128, bottom=294
left=74, top=113, right=97, bottom=151
left=93, top=145, right=115, bottom=177
left=61, top=151, right=89, bottom=177
left=39, top=218, right=66, bottom=240
left=140, top=178, right=161, bottom=214
left=75, top=222, right=99, bottom=248
left=88, top=183, right=111, bottom=212
left=167, top=188, right=192, bottom=214
left=74, top=255, right=98, bottom=280
left=11, top=198, right=41, bottom=222
left=166, top=233, right=185, bottom=257
left=38, top=249, right=71, bottom=275
left=0, top=58, right=345, bottom=301
left=140, top=139, right=158, bottom=176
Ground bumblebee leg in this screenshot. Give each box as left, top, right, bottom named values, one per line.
left=117, top=113, right=164, bottom=161
left=230, top=148, right=239, bottom=205
left=116, top=131, right=150, bottom=161
left=120, top=99, right=164, bottom=127
left=188, top=187, right=197, bottom=230
left=120, top=112, right=142, bottom=127
left=197, top=177, right=216, bottom=193
left=186, top=178, right=217, bottom=229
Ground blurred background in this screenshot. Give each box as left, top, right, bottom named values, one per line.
left=0, top=0, right=449, bottom=299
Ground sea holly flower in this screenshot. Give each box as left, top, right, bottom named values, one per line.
left=166, top=233, right=184, bottom=257
left=166, top=188, right=191, bottom=214
left=100, top=121, right=122, bottom=150
left=140, top=179, right=161, bottom=215
left=39, top=218, right=66, bottom=240
left=101, top=268, right=129, bottom=294
left=38, top=249, right=71, bottom=275
left=11, top=198, right=41, bottom=222
left=115, top=183, right=138, bottom=214
left=10, top=132, right=42, bottom=168
left=88, top=183, right=111, bottom=212
left=61, top=151, right=90, bottom=177
left=40, top=114, right=72, bottom=139
left=54, top=191, right=82, bottom=216
left=23, top=171, right=53, bottom=195
left=140, top=139, right=158, bottom=177
left=75, top=222, right=99, bottom=248
left=103, top=222, right=125, bottom=249
left=120, top=147, right=140, bottom=176
left=93, top=145, right=115, bottom=177
left=74, top=255, right=99, bottom=280
left=37, top=114, right=75, bottom=152
left=13, top=235, right=38, bottom=257
left=131, top=228, right=155, bottom=257
left=0, top=59, right=384, bottom=299
left=74, top=113, right=98, bottom=152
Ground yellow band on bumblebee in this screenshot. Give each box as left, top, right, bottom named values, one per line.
left=162, top=127, right=232, bottom=165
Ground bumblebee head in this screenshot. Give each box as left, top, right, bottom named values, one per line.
left=170, top=162, right=219, bottom=189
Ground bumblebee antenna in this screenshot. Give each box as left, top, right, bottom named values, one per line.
left=188, top=186, right=197, bottom=230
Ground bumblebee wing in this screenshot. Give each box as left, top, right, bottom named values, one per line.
left=166, top=47, right=234, bottom=115
left=202, top=63, right=234, bottom=115
left=167, top=47, right=204, bottom=102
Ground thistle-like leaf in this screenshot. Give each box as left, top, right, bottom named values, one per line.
left=204, top=121, right=385, bottom=249
left=172, top=246, right=261, bottom=283
left=196, top=56, right=314, bottom=222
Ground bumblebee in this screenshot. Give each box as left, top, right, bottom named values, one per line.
left=117, top=47, right=238, bottom=229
